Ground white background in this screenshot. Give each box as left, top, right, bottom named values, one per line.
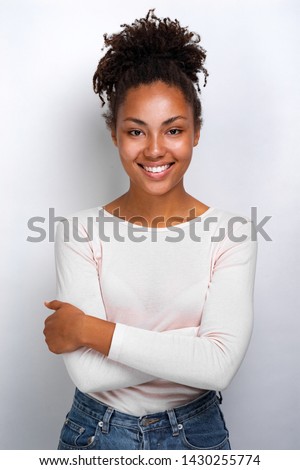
left=0, top=0, right=299, bottom=449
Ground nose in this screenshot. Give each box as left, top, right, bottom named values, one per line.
left=143, top=133, right=166, bottom=159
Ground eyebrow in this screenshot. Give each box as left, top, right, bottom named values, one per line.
left=123, top=115, right=188, bottom=126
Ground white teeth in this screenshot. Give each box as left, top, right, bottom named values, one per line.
left=142, top=164, right=171, bottom=173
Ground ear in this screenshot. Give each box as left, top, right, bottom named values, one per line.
left=111, top=128, right=118, bottom=147
left=193, top=126, right=200, bottom=147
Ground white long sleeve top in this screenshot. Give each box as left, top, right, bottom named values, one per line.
left=54, top=205, right=258, bottom=416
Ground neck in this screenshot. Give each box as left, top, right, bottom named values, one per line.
left=118, top=185, right=197, bottom=226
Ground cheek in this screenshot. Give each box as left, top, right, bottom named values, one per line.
left=118, top=137, right=141, bottom=159
left=171, top=138, right=194, bottom=157
left=119, top=150, right=138, bottom=171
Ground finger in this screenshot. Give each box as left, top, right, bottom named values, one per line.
left=43, top=325, right=49, bottom=337
left=44, top=300, right=63, bottom=310
left=44, top=313, right=54, bottom=326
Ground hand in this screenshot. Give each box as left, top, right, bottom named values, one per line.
left=43, top=300, right=85, bottom=354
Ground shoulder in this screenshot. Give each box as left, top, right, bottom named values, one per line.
left=206, top=207, right=254, bottom=235
left=209, top=207, right=257, bottom=261
left=208, top=206, right=251, bottom=223
left=58, top=205, right=103, bottom=229
left=55, top=205, right=104, bottom=244
left=61, top=205, right=102, bottom=222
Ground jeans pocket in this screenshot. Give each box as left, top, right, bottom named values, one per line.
left=179, top=401, right=230, bottom=450
left=58, top=410, right=101, bottom=450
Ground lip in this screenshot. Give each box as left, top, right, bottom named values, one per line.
left=138, top=162, right=175, bottom=167
left=137, top=162, right=175, bottom=179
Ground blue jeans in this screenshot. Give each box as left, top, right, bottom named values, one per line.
left=58, top=388, right=231, bottom=450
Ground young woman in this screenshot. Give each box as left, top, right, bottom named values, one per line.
left=43, top=10, right=258, bottom=450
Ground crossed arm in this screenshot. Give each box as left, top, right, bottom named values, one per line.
left=44, top=217, right=258, bottom=393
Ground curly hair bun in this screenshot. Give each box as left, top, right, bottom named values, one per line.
left=93, top=9, right=208, bottom=129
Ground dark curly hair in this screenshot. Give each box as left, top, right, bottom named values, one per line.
left=93, top=9, right=208, bottom=130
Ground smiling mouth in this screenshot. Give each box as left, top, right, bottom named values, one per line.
left=138, top=163, right=175, bottom=174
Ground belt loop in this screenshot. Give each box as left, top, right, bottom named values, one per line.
left=167, top=409, right=180, bottom=436
left=101, top=407, right=114, bottom=434
left=217, top=391, right=223, bottom=404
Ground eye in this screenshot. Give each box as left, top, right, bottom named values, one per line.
left=129, top=129, right=143, bottom=136
left=168, top=128, right=182, bottom=135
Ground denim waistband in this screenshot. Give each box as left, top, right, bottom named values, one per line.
left=73, top=388, right=221, bottom=435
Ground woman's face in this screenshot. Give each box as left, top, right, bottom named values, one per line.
left=111, top=81, right=200, bottom=197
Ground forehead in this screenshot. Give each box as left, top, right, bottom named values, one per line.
left=118, top=81, right=193, bottom=121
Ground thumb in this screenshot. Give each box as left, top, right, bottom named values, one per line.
left=44, top=299, right=63, bottom=310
